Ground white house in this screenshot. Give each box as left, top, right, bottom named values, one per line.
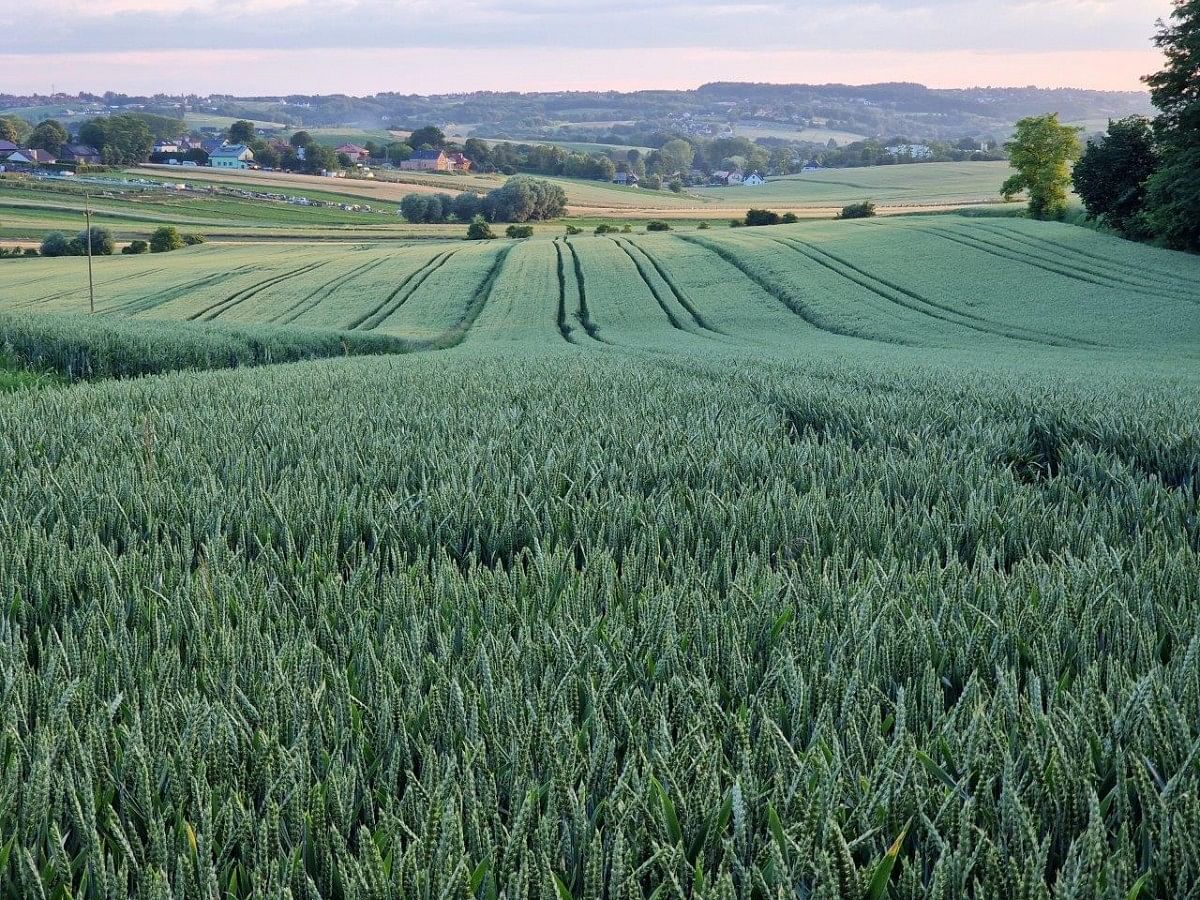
left=210, top=144, right=255, bottom=169
left=742, top=172, right=765, bottom=186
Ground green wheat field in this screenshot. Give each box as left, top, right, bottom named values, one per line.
left=1, top=214, right=1199, bottom=898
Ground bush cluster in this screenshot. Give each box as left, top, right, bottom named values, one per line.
left=401, top=176, right=568, bottom=224
left=837, top=201, right=878, bottom=220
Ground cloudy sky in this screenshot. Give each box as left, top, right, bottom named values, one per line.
left=4, top=0, right=1173, bottom=95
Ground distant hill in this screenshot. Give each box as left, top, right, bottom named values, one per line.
left=1, top=83, right=1153, bottom=149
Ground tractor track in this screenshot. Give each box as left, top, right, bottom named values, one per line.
left=274, top=258, right=389, bottom=326
left=678, top=234, right=903, bottom=345
left=351, top=250, right=459, bottom=331
left=775, top=236, right=1098, bottom=348
left=617, top=238, right=723, bottom=335
left=190, top=261, right=330, bottom=322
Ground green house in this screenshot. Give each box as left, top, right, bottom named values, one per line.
left=209, top=144, right=255, bottom=169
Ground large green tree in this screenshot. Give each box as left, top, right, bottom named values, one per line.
left=30, top=119, right=69, bottom=155
left=659, top=139, right=695, bottom=174
left=1072, top=116, right=1160, bottom=238
left=0, top=115, right=31, bottom=144
left=80, top=115, right=154, bottom=165
left=1143, top=0, right=1200, bottom=252
left=407, top=126, right=445, bottom=150
left=1001, top=114, right=1082, bottom=220
left=228, top=120, right=256, bottom=145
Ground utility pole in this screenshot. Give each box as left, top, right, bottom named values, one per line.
left=84, top=193, right=95, bottom=313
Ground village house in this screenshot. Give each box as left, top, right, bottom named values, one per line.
left=742, top=172, right=765, bottom=186
left=335, top=143, right=371, bottom=163
left=709, top=170, right=744, bottom=186
left=210, top=144, right=255, bottom=169
left=153, top=140, right=181, bottom=155
left=446, top=152, right=471, bottom=172
left=613, top=171, right=640, bottom=186
left=0, top=140, right=18, bottom=156
left=400, top=149, right=453, bottom=172
left=801, top=161, right=825, bottom=173
left=58, top=144, right=101, bottom=166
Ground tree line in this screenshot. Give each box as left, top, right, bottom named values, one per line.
left=1003, top=1, right=1198, bottom=253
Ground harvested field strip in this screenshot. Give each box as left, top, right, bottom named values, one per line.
left=678, top=235, right=900, bottom=345
left=610, top=239, right=688, bottom=333
left=970, top=222, right=1200, bottom=295
left=191, top=262, right=330, bottom=322
left=618, top=239, right=723, bottom=334
left=915, top=225, right=1189, bottom=302
left=564, top=239, right=604, bottom=343
left=776, top=237, right=1094, bottom=348
left=352, top=251, right=458, bottom=331
left=553, top=240, right=577, bottom=344
left=275, top=258, right=389, bottom=325
left=426, top=245, right=514, bottom=349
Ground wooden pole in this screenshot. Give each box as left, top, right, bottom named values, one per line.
left=84, top=193, right=95, bottom=314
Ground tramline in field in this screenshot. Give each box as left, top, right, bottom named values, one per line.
left=2, top=215, right=1197, bottom=357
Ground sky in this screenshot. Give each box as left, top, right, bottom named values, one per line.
left=1, top=0, right=1175, bottom=96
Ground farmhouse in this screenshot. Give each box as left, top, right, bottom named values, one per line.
left=153, top=140, right=181, bottom=155
left=59, top=144, right=101, bottom=166
left=613, top=171, right=640, bottom=186
left=0, top=140, right=18, bottom=156
left=400, top=149, right=452, bottom=172
left=210, top=144, right=255, bottom=169
left=742, top=172, right=765, bottom=186
left=446, top=152, right=471, bottom=172
left=0, top=149, right=35, bottom=165
left=335, top=143, right=371, bottom=163
left=709, top=170, right=744, bottom=186
left=801, top=161, right=825, bottom=173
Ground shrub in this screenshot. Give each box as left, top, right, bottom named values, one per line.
left=565, top=225, right=583, bottom=235
left=122, top=240, right=149, bottom=255
left=781, top=212, right=799, bottom=224
left=466, top=217, right=496, bottom=240
left=669, top=178, right=684, bottom=193
left=745, top=209, right=782, bottom=227
left=621, top=224, right=632, bottom=233
left=505, top=224, right=534, bottom=239
left=838, top=201, right=877, bottom=220
left=641, top=175, right=662, bottom=190
left=69, top=227, right=114, bottom=256
left=181, top=233, right=207, bottom=246
left=149, top=226, right=184, bottom=253
left=729, top=219, right=744, bottom=228
left=22, top=247, right=39, bottom=257
left=40, top=232, right=71, bottom=257
left=595, top=224, right=615, bottom=235
left=697, top=222, right=711, bottom=230
left=646, top=221, right=672, bottom=232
